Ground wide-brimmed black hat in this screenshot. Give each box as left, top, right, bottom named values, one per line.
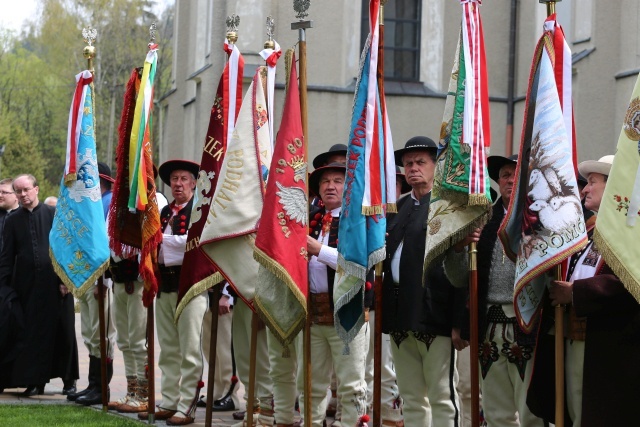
left=395, top=165, right=411, bottom=194
left=158, top=159, right=200, bottom=186
left=98, top=162, right=115, bottom=184
left=312, top=144, right=348, bottom=169
left=394, top=136, right=438, bottom=166
left=309, top=162, right=346, bottom=197
left=487, top=154, right=518, bottom=183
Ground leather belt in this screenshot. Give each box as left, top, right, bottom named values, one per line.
left=310, top=293, right=333, bottom=326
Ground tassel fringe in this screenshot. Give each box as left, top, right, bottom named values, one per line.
left=593, top=228, right=640, bottom=303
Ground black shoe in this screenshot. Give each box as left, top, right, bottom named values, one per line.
left=21, top=385, right=44, bottom=396
left=67, top=386, right=95, bottom=401
left=196, top=395, right=207, bottom=408
left=75, top=387, right=109, bottom=406
left=62, top=380, right=77, bottom=395
left=212, top=394, right=235, bottom=412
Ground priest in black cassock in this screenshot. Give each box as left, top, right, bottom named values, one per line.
left=0, top=174, right=78, bottom=395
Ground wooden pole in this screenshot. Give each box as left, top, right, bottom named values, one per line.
left=246, top=312, right=259, bottom=426
left=554, top=266, right=565, bottom=427
left=205, top=285, right=222, bottom=427
left=538, top=2, right=564, bottom=425
left=374, top=3, right=386, bottom=423
left=97, top=277, right=108, bottom=412
left=373, top=262, right=383, bottom=427
left=147, top=303, right=155, bottom=424
left=468, top=242, right=480, bottom=427
left=292, top=7, right=313, bottom=425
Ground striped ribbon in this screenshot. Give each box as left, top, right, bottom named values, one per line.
left=260, top=41, right=282, bottom=149
left=363, top=0, right=396, bottom=214
left=65, top=70, right=94, bottom=182
left=128, top=45, right=158, bottom=212
left=461, top=0, right=490, bottom=201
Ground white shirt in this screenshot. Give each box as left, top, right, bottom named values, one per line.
left=308, top=207, right=340, bottom=294
left=158, top=201, right=189, bottom=266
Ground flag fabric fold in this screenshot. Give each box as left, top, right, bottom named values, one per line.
left=593, top=73, right=640, bottom=304
left=51, top=70, right=110, bottom=298
left=424, top=0, right=492, bottom=272
left=254, top=50, right=308, bottom=351
left=108, top=48, right=162, bottom=307
left=175, top=40, right=244, bottom=321
left=199, top=67, right=272, bottom=305
left=334, top=0, right=395, bottom=351
left=498, top=21, right=587, bottom=332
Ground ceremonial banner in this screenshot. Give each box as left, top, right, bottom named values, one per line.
left=51, top=70, right=110, bottom=298
left=176, top=39, right=244, bottom=321
left=254, top=50, right=308, bottom=351
left=593, top=73, right=640, bottom=303
left=498, top=25, right=587, bottom=332
left=199, top=67, right=272, bottom=304
left=424, top=0, right=492, bottom=271
left=334, top=0, right=395, bottom=350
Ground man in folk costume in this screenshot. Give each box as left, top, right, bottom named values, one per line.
left=381, top=137, right=464, bottom=426
left=107, top=162, right=151, bottom=413
left=297, top=162, right=370, bottom=427
left=444, top=154, right=545, bottom=426
left=67, top=163, right=118, bottom=405
left=137, top=159, right=207, bottom=426
left=542, top=155, right=639, bottom=426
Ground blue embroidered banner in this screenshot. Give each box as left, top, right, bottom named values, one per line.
left=50, top=70, right=110, bottom=297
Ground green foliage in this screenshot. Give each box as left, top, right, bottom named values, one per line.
left=0, top=0, right=174, bottom=191
left=0, top=404, right=143, bottom=426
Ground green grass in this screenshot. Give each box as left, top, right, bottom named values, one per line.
left=0, top=404, right=143, bottom=426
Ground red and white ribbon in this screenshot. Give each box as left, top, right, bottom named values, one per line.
left=363, top=0, right=396, bottom=213
left=260, top=40, right=282, bottom=149
left=65, top=70, right=93, bottom=179
left=461, top=0, right=490, bottom=198
left=224, top=39, right=244, bottom=145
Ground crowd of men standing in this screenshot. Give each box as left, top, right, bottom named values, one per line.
left=0, top=138, right=637, bottom=427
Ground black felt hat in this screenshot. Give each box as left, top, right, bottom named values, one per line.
left=394, top=136, right=438, bottom=166
left=158, top=159, right=200, bottom=186
left=312, top=144, right=348, bottom=169
left=487, top=154, right=518, bottom=183
left=98, top=162, right=115, bottom=184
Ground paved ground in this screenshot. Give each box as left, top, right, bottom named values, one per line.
left=0, top=311, right=260, bottom=426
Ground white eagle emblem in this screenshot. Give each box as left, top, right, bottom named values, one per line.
left=191, top=170, right=215, bottom=224
left=276, top=181, right=308, bottom=225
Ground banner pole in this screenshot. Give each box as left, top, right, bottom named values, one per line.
left=204, top=285, right=222, bottom=427
left=292, top=2, right=313, bottom=424
left=469, top=242, right=480, bottom=427
left=538, top=2, right=565, bottom=426
left=246, top=312, right=259, bottom=426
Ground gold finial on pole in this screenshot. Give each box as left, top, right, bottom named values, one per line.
left=226, top=14, right=240, bottom=45
left=539, top=0, right=560, bottom=16
left=82, top=26, right=97, bottom=73
left=381, top=0, right=387, bottom=22
left=264, top=16, right=275, bottom=50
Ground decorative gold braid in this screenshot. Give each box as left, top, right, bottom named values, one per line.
left=284, top=48, right=294, bottom=94
left=593, top=228, right=640, bottom=304
left=468, top=193, right=492, bottom=207
left=50, top=246, right=110, bottom=299
left=386, top=202, right=397, bottom=214
left=174, top=271, right=225, bottom=323
left=361, top=205, right=384, bottom=216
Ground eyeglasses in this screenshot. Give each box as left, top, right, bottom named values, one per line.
left=14, top=188, right=34, bottom=195
left=0, top=191, right=14, bottom=195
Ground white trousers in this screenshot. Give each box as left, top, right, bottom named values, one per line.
left=297, top=322, right=368, bottom=427
left=391, top=333, right=460, bottom=427
left=232, top=299, right=273, bottom=411
left=202, top=307, right=239, bottom=407
left=79, top=285, right=116, bottom=359
left=365, top=310, right=402, bottom=422
left=112, top=280, right=147, bottom=378
left=267, top=329, right=301, bottom=424
left=566, top=339, right=585, bottom=427
left=156, top=291, right=207, bottom=415
left=456, top=346, right=478, bottom=427
left=481, top=321, right=544, bottom=427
